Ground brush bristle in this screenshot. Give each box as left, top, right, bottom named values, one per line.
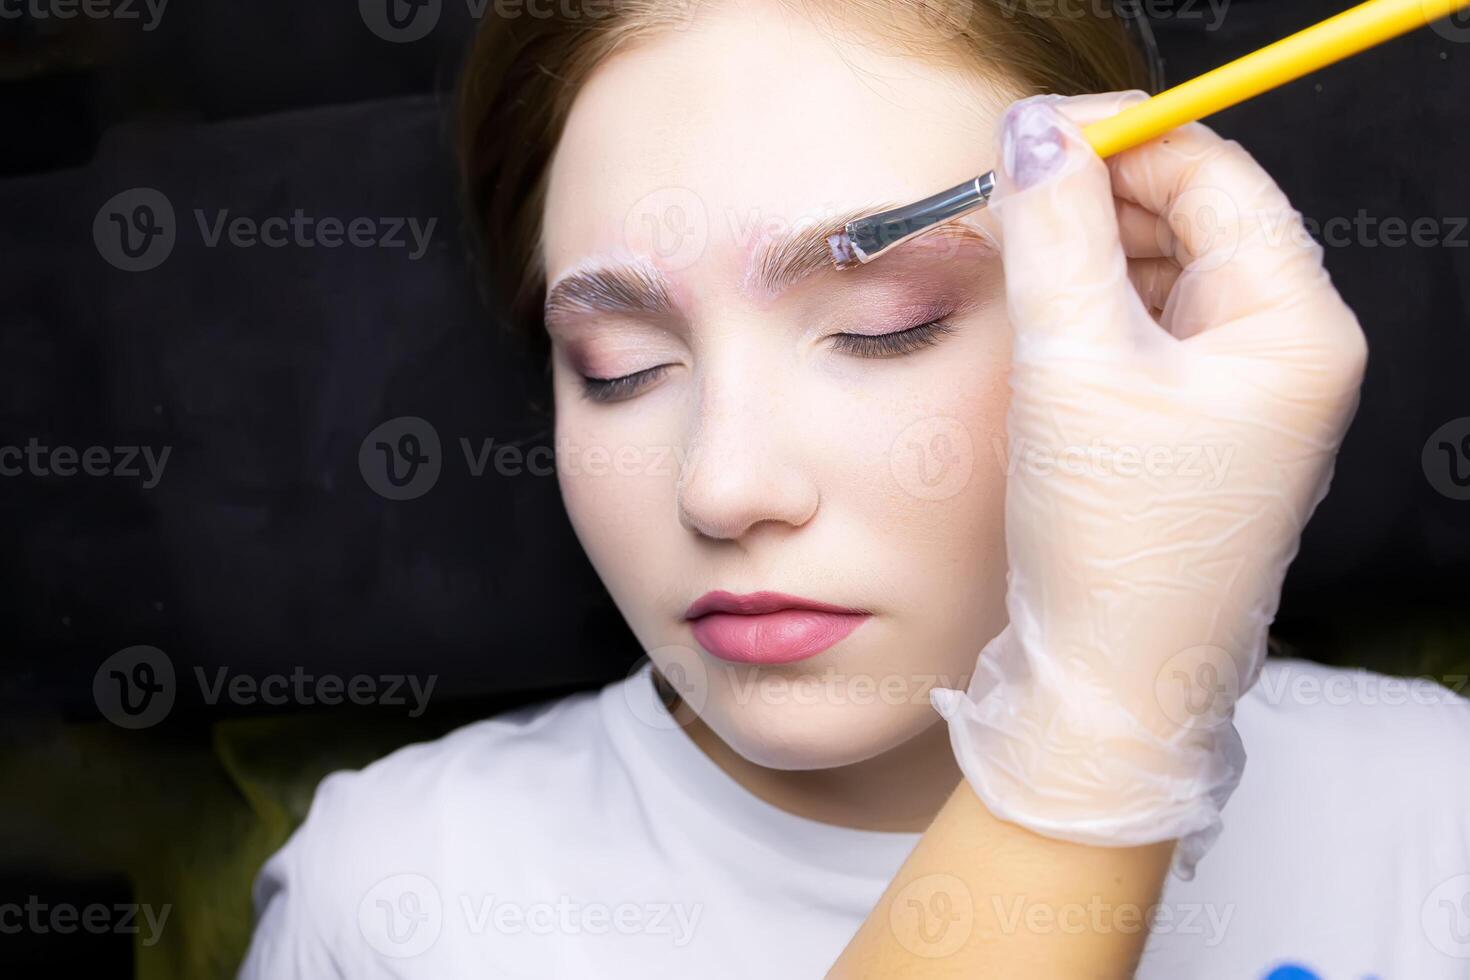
left=827, top=231, right=859, bottom=270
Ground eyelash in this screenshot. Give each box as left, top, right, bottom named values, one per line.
left=580, top=364, right=670, bottom=403
left=830, top=318, right=955, bottom=358
left=578, top=319, right=955, bottom=403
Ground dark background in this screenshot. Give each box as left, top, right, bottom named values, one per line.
left=1, top=1, right=1467, bottom=977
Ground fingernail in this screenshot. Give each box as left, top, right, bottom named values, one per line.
left=1002, top=101, right=1067, bottom=190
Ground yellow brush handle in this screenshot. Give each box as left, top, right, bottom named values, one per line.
left=1083, top=0, right=1470, bottom=158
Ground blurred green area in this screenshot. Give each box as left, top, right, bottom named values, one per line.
left=0, top=695, right=528, bottom=979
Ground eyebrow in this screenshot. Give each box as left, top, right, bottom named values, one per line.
left=747, top=209, right=994, bottom=296
left=745, top=206, right=897, bottom=296
left=544, top=205, right=993, bottom=324
left=544, top=260, right=673, bottom=327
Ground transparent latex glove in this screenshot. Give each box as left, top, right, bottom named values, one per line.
left=930, top=92, right=1368, bottom=878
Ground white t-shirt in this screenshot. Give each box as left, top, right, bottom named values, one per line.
left=239, top=658, right=1470, bottom=979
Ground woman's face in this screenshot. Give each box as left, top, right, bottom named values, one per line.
left=541, top=3, right=1017, bottom=770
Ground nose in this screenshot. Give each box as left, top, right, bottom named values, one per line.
left=676, top=361, right=820, bottom=542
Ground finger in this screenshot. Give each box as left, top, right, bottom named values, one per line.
left=1101, top=121, right=1330, bottom=335
left=1117, top=199, right=1175, bottom=259
left=1127, top=257, right=1180, bottom=315
left=1047, top=90, right=1152, bottom=130
left=989, top=97, right=1150, bottom=348
left=1049, top=93, right=1173, bottom=260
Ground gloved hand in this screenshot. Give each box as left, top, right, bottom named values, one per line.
left=930, top=92, right=1368, bottom=878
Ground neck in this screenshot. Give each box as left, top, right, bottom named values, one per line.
left=672, top=696, right=963, bottom=833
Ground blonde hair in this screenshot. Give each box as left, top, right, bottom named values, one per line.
left=457, top=0, right=1152, bottom=352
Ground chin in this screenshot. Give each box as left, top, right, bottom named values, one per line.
left=697, top=669, right=944, bottom=771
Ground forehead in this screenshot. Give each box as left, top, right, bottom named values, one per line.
left=540, top=4, right=1010, bottom=293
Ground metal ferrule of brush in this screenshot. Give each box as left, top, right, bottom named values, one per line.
left=844, top=170, right=996, bottom=264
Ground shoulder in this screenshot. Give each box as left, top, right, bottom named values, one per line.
left=298, top=684, right=609, bottom=856
left=1152, top=660, right=1470, bottom=971
left=1235, top=657, right=1470, bottom=810
left=241, top=685, right=614, bottom=973
left=313, top=684, right=609, bottom=815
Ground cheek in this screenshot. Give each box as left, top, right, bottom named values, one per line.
left=822, top=309, right=1013, bottom=533
left=552, top=366, right=683, bottom=634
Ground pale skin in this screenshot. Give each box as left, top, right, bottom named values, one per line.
left=539, top=2, right=1285, bottom=975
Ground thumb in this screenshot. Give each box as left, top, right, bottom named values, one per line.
left=990, top=97, right=1144, bottom=350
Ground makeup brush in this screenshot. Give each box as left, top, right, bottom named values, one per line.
left=827, top=0, right=1470, bottom=269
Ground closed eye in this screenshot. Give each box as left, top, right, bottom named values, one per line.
left=830, top=319, right=955, bottom=358
left=579, top=363, right=671, bottom=403
left=578, top=318, right=954, bottom=402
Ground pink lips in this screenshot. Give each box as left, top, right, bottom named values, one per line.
left=683, top=590, right=871, bottom=665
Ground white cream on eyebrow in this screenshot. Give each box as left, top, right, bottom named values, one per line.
left=741, top=223, right=999, bottom=306
left=544, top=253, right=674, bottom=323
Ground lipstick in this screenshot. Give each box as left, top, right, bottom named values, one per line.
left=683, top=590, right=870, bottom=665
